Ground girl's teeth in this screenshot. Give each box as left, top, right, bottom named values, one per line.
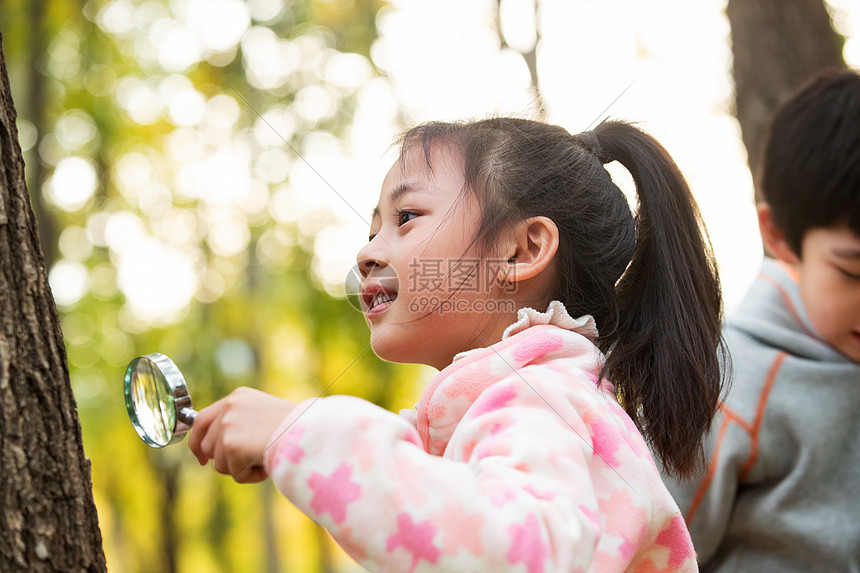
left=372, top=292, right=395, bottom=308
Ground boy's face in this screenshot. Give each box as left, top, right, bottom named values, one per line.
left=795, top=225, right=860, bottom=363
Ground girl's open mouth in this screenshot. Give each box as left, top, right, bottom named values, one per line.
left=361, top=283, right=398, bottom=314
left=369, top=291, right=397, bottom=312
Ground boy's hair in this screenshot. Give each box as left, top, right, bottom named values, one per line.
left=760, top=68, right=860, bottom=255
left=398, top=118, right=726, bottom=479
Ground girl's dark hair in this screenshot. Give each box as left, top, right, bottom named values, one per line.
left=760, top=68, right=860, bottom=255
left=399, top=118, right=726, bottom=479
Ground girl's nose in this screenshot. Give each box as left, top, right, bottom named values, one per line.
left=356, top=238, right=387, bottom=277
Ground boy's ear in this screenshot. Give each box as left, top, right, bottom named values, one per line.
left=758, top=203, right=800, bottom=264
left=502, top=216, right=559, bottom=282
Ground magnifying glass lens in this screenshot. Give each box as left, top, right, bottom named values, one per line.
left=129, top=358, right=176, bottom=447
left=125, top=353, right=196, bottom=448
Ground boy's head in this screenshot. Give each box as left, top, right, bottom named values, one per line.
left=757, top=68, right=860, bottom=362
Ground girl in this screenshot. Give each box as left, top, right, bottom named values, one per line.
left=189, top=118, right=725, bottom=572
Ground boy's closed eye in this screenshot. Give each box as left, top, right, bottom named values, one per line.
left=831, top=247, right=860, bottom=280
left=837, top=267, right=860, bottom=280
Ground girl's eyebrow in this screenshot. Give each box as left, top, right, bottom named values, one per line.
left=371, top=181, right=426, bottom=218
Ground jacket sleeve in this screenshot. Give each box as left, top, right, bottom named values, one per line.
left=263, top=370, right=653, bottom=572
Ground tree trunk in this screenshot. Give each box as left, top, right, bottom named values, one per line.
left=496, top=0, right=545, bottom=117
left=24, top=0, right=56, bottom=266
left=158, top=462, right=179, bottom=573
left=0, top=35, right=107, bottom=573
left=727, top=0, right=844, bottom=199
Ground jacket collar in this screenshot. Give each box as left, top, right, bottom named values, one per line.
left=416, top=323, right=605, bottom=455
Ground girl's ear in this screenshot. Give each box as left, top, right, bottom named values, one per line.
left=503, top=216, right=560, bottom=282
left=758, top=203, right=799, bottom=264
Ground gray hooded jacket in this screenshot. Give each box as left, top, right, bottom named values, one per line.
left=663, top=258, right=860, bottom=572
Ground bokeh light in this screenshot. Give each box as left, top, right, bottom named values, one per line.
left=46, top=157, right=99, bottom=212
left=49, top=259, right=90, bottom=306
left=55, top=110, right=99, bottom=151
left=116, top=237, right=199, bottom=322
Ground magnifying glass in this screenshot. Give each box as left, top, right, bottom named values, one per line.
left=124, top=353, right=197, bottom=448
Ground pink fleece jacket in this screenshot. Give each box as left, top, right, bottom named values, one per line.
left=264, top=304, right=697, bottom=572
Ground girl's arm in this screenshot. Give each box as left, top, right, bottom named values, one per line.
left=265, top=395, right=598, bottom=571
left=262, top=371, right=681, bottom=572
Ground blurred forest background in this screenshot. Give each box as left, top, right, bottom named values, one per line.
left=0, top=0, right=857, bottom=571
left=1, top=0, right=422, bottom=571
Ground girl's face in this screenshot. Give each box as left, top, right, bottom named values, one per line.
left=356, top=143, right=517, bottom=369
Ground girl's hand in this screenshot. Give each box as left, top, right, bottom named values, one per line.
left=188, top=387, right=295, bottom=483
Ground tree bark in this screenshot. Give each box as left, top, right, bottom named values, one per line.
left=0, top=35, right=106, bottom=573
left=727, top=0, right=844, bottom=199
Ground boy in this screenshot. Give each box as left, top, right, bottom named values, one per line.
left=663, top=68, right=860, bottom=570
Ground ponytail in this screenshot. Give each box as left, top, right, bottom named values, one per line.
left=397, top=117, right=727, bottom=478
left=591, top=121, right=727, bottom=479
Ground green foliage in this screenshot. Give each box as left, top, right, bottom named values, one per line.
left=0, top=1, right=423, bottom=570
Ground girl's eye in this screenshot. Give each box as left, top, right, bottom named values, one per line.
left=395, top=209, right=419, bottom=226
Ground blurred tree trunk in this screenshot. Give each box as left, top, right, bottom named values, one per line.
left=496, top=0, right=544, bottom=116
left=727, top=0, right=844, bottom=199
left=0, top=36, right=107, bottom=572
left=249, top=240, right=282, bottom=573
left=24, top=0, right=56, bottom=266
left=159, top=462, right=179, bottom=573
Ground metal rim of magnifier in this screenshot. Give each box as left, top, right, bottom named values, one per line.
left=124, top=353, right=197, bottom=448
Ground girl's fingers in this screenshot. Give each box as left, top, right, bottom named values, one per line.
left=211, top=436, right=231, bottom=475
left=213, top=429, right=264, bottom=481
left=189, top=399, right=224, bottom=465
left=212, top=455, right=229, bottom=476
left=188, top=387, right=295, bottom=480
left=187, top=405, right=209, bottom=459
left=234, top=466, right=268, bottom=484
left=199, top=414, right=225, bottom=467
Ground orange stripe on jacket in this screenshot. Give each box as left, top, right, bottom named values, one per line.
left=738, top=352, right=786, bottom=480
left=758, top=273, right=815, bottom=338
left=686, top=416, right=731, bottom=523
left=685, top=352, right=786, bottom=522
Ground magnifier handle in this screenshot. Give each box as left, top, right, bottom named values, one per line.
left=178, top=407, right=197, bottom=426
